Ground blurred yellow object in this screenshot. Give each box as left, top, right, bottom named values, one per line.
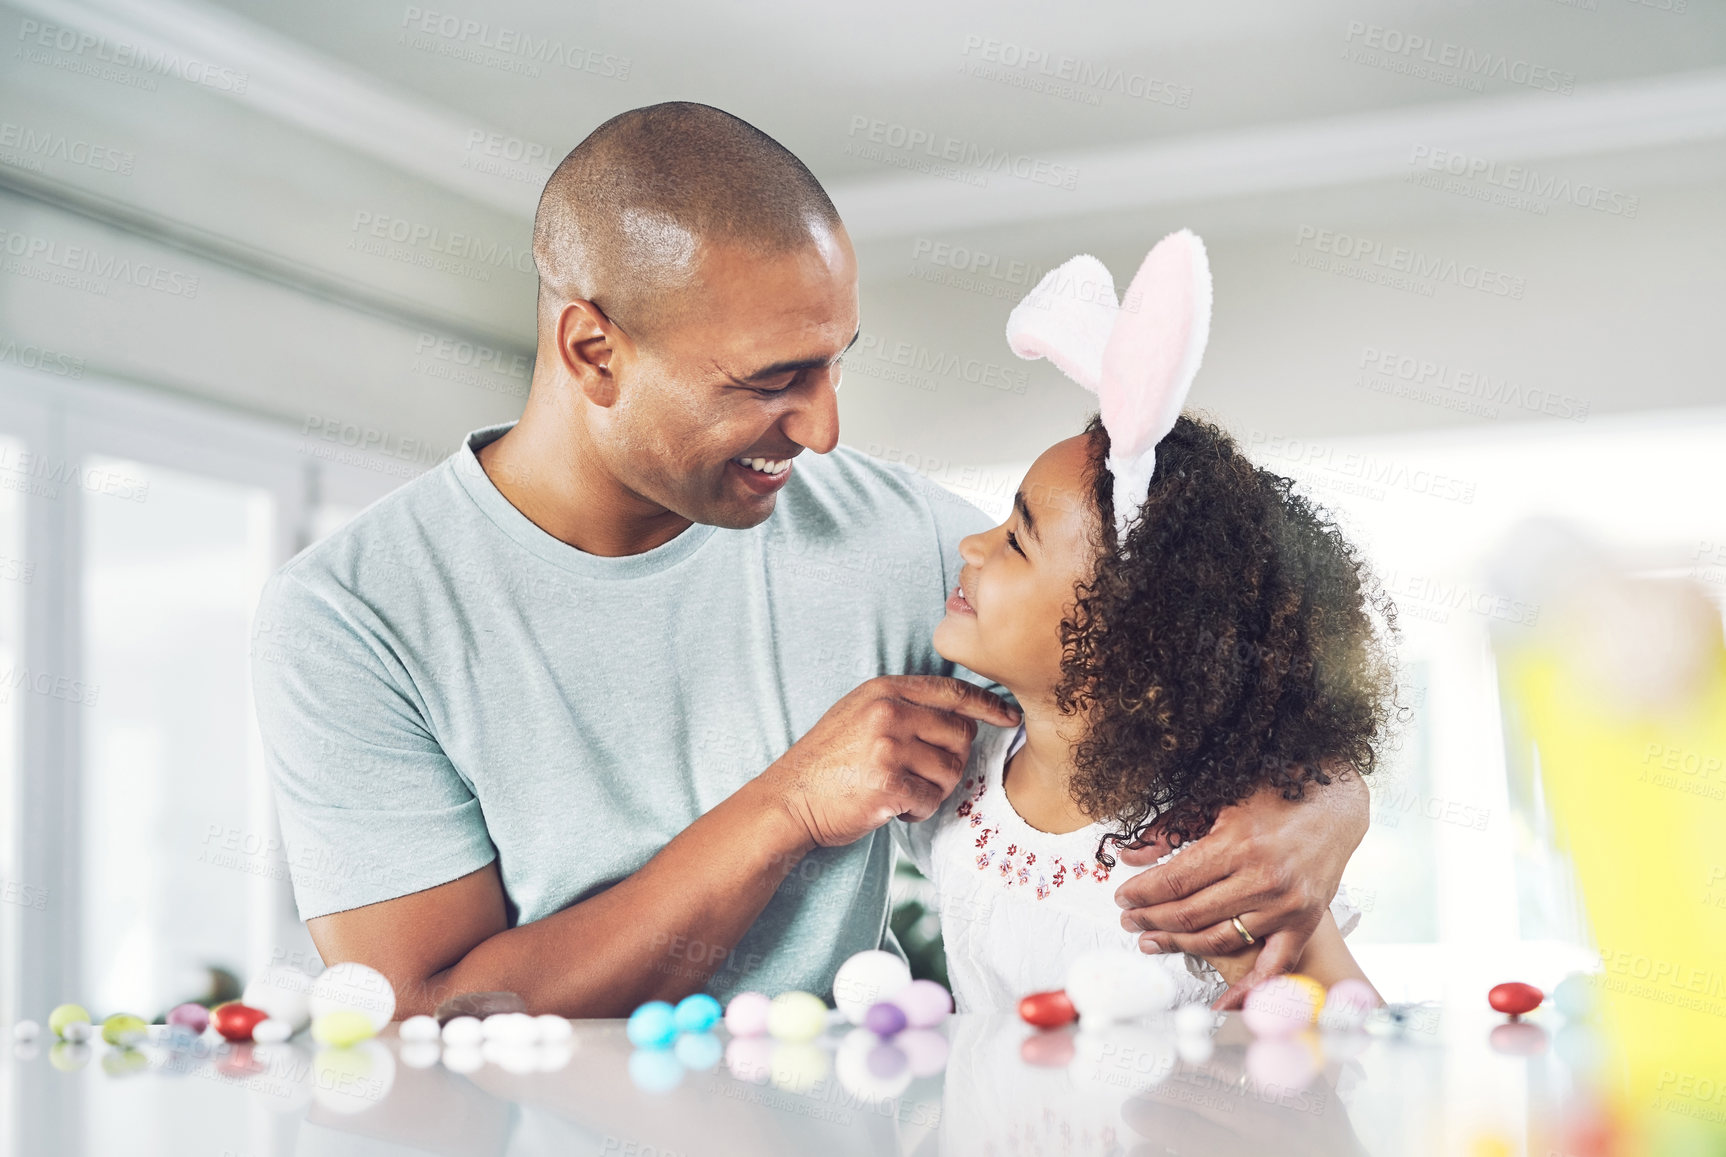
left=1501, top=576, right=1726, bottom=1156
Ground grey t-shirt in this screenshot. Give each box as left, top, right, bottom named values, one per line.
left=250, top=422, right=993, bottom=1002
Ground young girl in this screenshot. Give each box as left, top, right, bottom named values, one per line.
left=896, top=232, right=1397, bottom=1012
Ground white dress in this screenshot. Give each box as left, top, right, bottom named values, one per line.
left=894, top=722, right=1360, bottom=1013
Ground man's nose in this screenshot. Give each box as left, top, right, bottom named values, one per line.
left=782, top=369, right=840, bottom=454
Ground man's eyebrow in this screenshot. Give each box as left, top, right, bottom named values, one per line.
left=733, top=328, right=861, bottom=383
left=1012, top=489, right=1040, bottom=545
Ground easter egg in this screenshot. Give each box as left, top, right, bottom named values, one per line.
left=1242, top=975, right=1325, bottom=1037
left=1488, top=982, right=1543, bottom=1017
left=1319, top=978, right=1379, bottom=1032
left=1065, top=950, right=1177, bottom=1022
left=211, top=1002, right=269, bottom=1043
left=251, top=1019, right=293, bottom=1045
left=1018, top=989, right=1078, bottom=1028
left=59, top=1021, right=92, bottom=1044
left=832, top=951, right=912, bottom=1025
left=673, top=993, right=722, bottom=1034
left=166, top=1003, right=209, bottom=1035
left=243, top=966, right=313, bottom=1030
left=724, top=991, right=772, bottom=1037
left=626, top=1001, right=678, bottom=1049
left=1174, top=1002, right=1216, bottom=1037
left=441, top=1016, right=483, bottom=1047
left=892, top=979, right=952, bottom=1029
left=766, top=991, right=828, bottom=1043
left=12, top=1019, right=39, bottom=1043
left=482, top=1012, right=539, bottom=1045
left=863, top=1001, right=907, bottom=1037
left=397, top=1014, right=440, bottom=1043
left=48, top=1004, right=91, bottom=1040
left=311, top=1010, right=377, bottom=1049
left=100, top=1014, right=148, bottom=1047
left=307, top=962, right=395, bottom=1031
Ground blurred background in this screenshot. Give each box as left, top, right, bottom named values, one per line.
left=0, top=0, right=1722, bottom=1143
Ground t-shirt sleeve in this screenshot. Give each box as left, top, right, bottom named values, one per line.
left=250, top=570, right=497, bottom=920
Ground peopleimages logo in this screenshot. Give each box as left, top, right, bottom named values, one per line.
left=845, top=116, right=1079, bottom=190
left=1341, top=22, right=1575, bottom=94
left=16, top=18, right=249, bottom=93
left=1293, top=226, right=1525, bottom=300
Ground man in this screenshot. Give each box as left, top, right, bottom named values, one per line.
left=252, top=103, right=1366, bottom=1018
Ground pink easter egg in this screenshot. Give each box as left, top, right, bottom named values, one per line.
left=892, top=979, right=952, bottom=1029
left=1242, top=975, right=1323, bottom=1037
left=1319, top=978, right=1379, bottom=1032
left=166, top=1003, right=209, bottom=1035
left=724, top=991, right=772, bottom=1038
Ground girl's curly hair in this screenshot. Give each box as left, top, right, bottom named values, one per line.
left=1055, top=413, right=1401, bottom=868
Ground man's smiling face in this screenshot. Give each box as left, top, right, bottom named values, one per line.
left=594, top=224, right=860, bottom=530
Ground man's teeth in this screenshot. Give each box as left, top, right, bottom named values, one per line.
left=736, top=457, right=790, bottom=476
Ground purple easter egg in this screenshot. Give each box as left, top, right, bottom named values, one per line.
left=863, top=1001, right=907, bottom=1037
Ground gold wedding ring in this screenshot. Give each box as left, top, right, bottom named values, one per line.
left=1231, top=916, right=1256, bottom=947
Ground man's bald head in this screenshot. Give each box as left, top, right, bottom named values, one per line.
left=532, top=103, right=842, bottom=340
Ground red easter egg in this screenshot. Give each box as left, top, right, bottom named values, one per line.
left=1488, top=982, right=1544, bottom=1016
left=1018, top=990, right=1078, bottom=1029
left=210, top=1002, right=269, bottom=1042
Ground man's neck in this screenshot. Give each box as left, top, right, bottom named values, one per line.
left=476, top=391, right=693, bottom=557
left=1001, top=696, right=1096, bottom=835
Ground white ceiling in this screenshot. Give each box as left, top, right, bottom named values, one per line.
left=2, top=0, right=1723, bottom=459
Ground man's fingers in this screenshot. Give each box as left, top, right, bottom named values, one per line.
left=1117, top=871, right=1259, bottom=935
left=1212, top=930, right=1304, bottom=1011
left=895, top=701, right=979, bottom=764
left=1112, top=843, right=1233, bottom=912
left=885, top=675, right=1021, bottom=727
left=1132, top=917, right=1258, bottom=959
left=889, top=768, right=945, bottom=822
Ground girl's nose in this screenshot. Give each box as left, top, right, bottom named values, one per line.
left=958, top=531, right=986, bottom=565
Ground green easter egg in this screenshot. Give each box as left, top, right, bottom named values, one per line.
left=311, top=1010, right=376, bottom=1049
left=48, top=1004, right=91, bottom=1040
left=101, top=1014, right=147, bottom=1047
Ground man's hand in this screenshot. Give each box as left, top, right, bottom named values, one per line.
left=1112, top=764, right=1368, bottom=1009
left=761, top=675, right=1021, bottom=849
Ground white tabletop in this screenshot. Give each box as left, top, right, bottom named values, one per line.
left=4, top=1006, right=1596, bottom=1157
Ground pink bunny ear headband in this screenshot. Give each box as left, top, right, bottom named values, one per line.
left=1004, top=229, right=1213, bottom=545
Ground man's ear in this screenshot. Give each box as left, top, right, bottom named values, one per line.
left=556, top=298, right=623, bottom=407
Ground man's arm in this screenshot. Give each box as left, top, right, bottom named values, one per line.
left=1112, top=761, right=1369, bottom=1009
left=310, top=675, right=1020, bottom=1019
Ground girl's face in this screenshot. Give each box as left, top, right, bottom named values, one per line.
left=933, top=434, right=1104, bottom=704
